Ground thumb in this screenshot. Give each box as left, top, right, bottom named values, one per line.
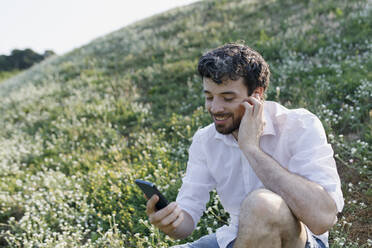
left=146, top=194, right=159, bottom=215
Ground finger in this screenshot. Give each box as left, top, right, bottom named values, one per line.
left=241, top=101, right=253, bottom=117
left=254, top=93, right=261, bottom=101
left=248, top=96, right=262, bottom=117
left=171, top=211, right=184, bottom=228
left=144, top=193, right=149, bottom=200
left=160, top=206, right=182, bottom=227
left=256, top=94, right=264, bottom=118
left=258, top=101, right=264, bottom=117
left=146, top=194, right=159, bottom=216
left=150, top=202, right=177, bottom=224
left=248, top=95, right=261, bottom=105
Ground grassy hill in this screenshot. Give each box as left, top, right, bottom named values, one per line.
left=0, top=0, right=371, bottom=247
left=0, top=71, right=19, bottom=84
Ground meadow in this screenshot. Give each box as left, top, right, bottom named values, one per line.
left=0, top=71, right=19, bottom=84
left=0, top=0, right=371, bottom=247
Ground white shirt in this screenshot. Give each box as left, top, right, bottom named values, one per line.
left=176, top=101, right=344, bottom=248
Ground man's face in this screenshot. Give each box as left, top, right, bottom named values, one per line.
left=203, top=77, right=249, bottom=135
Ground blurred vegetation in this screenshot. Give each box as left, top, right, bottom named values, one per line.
left=0, top=71, right=20, bottom=84
left=0, top=0, right=371, bottom=247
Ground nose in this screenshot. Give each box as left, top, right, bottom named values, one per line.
left=209, top=98, right=224, bottom=114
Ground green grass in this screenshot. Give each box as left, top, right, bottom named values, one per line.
left=0, top=0, right=371, bottom=247
left=0, top=71, right=19, bottom=83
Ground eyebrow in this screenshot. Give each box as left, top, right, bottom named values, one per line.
left=203, top=90, right=237, bottom=95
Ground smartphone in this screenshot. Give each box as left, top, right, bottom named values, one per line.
left=135, top=179, right=168, bottom=210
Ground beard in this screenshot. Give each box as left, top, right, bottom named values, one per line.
left=212, top=113, right=242, bottom=135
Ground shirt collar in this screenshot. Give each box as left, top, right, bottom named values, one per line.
left=214, top=102, right=276, bottom=147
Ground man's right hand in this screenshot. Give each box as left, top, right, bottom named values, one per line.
left=146, top=195, right=184, bottom=236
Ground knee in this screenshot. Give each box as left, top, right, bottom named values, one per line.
left=239, top=189, right=292, bottom=225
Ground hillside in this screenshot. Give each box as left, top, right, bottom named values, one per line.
left=0, top=0, right=371, bottom=247
left=0, top=71, right=19, bottom=84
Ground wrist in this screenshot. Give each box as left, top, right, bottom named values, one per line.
left=240, top=144, right=261, bottom=155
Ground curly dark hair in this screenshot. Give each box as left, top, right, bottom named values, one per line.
left=197, top=43, right=270, bottom=96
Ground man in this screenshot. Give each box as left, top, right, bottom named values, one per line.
left=145, top=43, right=344, bottom=248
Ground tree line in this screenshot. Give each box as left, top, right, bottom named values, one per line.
left=0, top=48, right=55, bottom=71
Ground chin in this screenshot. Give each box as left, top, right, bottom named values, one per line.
left=215, top=124, right=236, bottom=135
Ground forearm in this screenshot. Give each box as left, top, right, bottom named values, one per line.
left=242, top=146, right=337, bottom=234
left=167, top=210, right=195, bottom=240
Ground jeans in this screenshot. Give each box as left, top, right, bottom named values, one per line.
left=171, top=232, right=327, bottom=248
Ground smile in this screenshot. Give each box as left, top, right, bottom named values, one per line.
left=213, top=115, right=231, bottom=122
left=215, top=116, right=229, bottom=121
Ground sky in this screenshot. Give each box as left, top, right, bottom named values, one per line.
left=0, top=0, right=199, bottom=55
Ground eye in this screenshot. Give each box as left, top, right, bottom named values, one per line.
left=205, top=96, right=213, bottom=101
left=224, top=98, right=234, bottom=102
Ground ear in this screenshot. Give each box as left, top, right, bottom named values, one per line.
left=253, top=87, right=264, bottom=99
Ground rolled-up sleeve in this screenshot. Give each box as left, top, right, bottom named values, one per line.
left=176, top=130, right=217, bottom=228
left=286, top=113, right=344, bottom=212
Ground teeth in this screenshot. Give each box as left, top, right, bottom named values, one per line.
left=215, top=116, right=228, bottom=121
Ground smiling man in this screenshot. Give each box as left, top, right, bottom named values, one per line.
left=145, top=43, right=344, bottom=248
